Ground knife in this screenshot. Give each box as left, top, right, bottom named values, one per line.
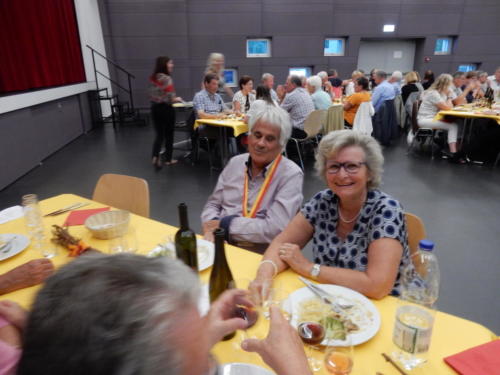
left=298, top=276, right=344, bottom=314
left=43, top=202, right=89, bottom=217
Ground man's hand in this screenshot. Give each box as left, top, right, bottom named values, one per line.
left=0, top=300, right=27, bottom=330
left=202, top=220, right=220, bottom=242
left=0, top=258, right=54, bottom=295
left=242, top=306, right=312, bottom=375
left=205, top=288, right=253, bottom=347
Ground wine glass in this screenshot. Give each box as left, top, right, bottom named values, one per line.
left=297, top=301, right=327, bottom=372
left=324, top=327, right=354, bottom=375
left=108, top=227, right=138, bottom=254
left=229, top=279, right=262, bottom=351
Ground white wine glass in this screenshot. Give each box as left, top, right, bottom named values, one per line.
left=324, top=327, right=354, bottom=375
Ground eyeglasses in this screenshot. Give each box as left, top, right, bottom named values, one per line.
left=326, top=161, right=366, bottom=174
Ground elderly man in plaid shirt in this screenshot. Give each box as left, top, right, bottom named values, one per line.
left=193, top=73, right=230, bottom=119
left=280, top=75, right=315, bottom=139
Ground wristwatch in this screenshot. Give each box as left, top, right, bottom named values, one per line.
left=310, top=263, right=321, bottom=279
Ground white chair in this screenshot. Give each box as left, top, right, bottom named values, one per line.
left=352, top=102, right=374, bottom=135
left=289, top=110, right=327, bottom=170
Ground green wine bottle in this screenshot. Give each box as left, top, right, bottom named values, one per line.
left=209, top=228, right=235, bottom=340
left=175, top=203, right=198, bottom=272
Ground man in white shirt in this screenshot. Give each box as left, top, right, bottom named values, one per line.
left=388, top=71, right=403, bottom=96
left=487, top=67, right=500, bottom=91
left=449, top=72, right=474, bottom=106
left=261, top=73, right=279, bottom=103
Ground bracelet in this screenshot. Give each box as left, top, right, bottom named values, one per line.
left=259, top=260, right=278, bottom=278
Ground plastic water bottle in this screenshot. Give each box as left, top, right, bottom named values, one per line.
left=391, top=239, right=440, bottom=370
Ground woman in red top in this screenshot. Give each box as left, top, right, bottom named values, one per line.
left=149, top=56, right=183, bottom=169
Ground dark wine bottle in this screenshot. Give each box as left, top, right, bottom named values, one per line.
left=175, top=203, right=198, bottom=272
left=209, top=228, right=235, bottom=340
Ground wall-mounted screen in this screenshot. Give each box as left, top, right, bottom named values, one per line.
left=289, top=67, right=312, bottom=78
left=247, top=39, right=271, bottom=58
left=223, top=69, right=238, bottom=87
left=324, top=38, right=345, bottom=56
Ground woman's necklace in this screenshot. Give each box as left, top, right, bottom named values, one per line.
left=337, top=203, right=362, bottom=223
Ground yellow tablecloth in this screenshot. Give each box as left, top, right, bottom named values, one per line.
left=0, top=194, right=495, bottom=374
left=194, top=118, right=248, bottom=137
left=435, top=109, right=500, bottom=125
left=324, top=104, right=344, bottom=134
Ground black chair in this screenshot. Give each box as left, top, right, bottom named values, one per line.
left=406, top=100, right=438, bottom=159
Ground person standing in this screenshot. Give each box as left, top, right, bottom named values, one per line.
left=149, top=56, right=183, bottom=169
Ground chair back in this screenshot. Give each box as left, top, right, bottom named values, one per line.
left=352, top=101, right=374, bottom=135
left=92, top=174, right=150, bottom=217
left=411, top=100, right=421, bottom=134
left=405, top=212, right=426, bottom=273
left=303, top=109, right=327, bottom=138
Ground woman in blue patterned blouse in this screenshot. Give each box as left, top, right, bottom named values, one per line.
left=254, top=130, right=414, bottom=299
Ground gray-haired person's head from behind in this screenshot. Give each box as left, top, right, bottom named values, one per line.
left=248, top=105, right=292, bottom=148
left=315, top=130, right=384, bottom=190
left=18, top=253, right=199, bottom=375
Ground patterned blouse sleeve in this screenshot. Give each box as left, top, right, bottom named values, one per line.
left=300, top=191, right=324, bottom=227
left=368, top=197, right=406, bottom=244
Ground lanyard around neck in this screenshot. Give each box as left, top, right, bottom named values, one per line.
left=242, top=155, right=282, bottom=218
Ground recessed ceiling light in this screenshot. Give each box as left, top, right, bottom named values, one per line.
left=383, top=24, right=395, bottom=32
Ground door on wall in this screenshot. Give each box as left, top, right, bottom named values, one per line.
left=357, top=39, right=416, bottom=73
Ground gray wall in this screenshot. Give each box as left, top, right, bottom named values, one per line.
left=99, top=0, right=500, bottom=108
left=0, top=93, right=94, bottom=190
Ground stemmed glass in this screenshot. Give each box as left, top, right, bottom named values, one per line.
left=297, top=301, right=327, bottom=372
left=324, top=327, right=354, bottom=375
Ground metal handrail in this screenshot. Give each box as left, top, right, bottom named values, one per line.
left=86, top=45, right=135, bottom=110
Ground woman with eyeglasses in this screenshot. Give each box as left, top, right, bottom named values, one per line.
left=252, top=130, right=415, bottom=299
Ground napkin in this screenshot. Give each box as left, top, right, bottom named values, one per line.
left=444, top=339, right=500, bottom=375
left=63, top=207, right=110, bottom=226
left=0, top=206, right=24, bottom=224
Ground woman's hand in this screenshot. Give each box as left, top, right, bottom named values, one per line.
left=278, top=243, right=312, bottom=276
left=0, top=300, right=27, bottom=330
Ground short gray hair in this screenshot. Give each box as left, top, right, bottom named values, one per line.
left=391, top=70, right=403, bottom=81
left=19, top=254, right=199, bottom=375
left=315, top=130, right=384, bottom=189
left=317, top=71, right=328, bottom=80
left=261, top=73, right=274, bottom=82
left=248, top=104, right=292, bottom=147
left=307, top=75, right=322, bottom=91
left=375, top=70, right=387, bottom=79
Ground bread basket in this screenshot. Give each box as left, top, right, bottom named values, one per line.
left=84, top=210, right=130, bottom=240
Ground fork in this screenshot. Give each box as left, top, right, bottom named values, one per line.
left=0, top=237, right=15, bottom=253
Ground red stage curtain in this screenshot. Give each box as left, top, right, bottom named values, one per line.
left=0, top=0, right=86, bottom=94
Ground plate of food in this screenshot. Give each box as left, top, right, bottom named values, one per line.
left=148, top=238, right=215, bottom=272
left=0, top=234, right=30, bottom=261
left=287, top=284, right=381, bottom=346
left=218, top=363, right=274, bottom=375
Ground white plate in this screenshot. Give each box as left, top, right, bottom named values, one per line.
left=0, top=234, right=30, bottom=261
left=148, top=238, right=215, bottom=272
left=287, top=284, right=381, bottom=346
left=219, top=363, right=275, bottom=375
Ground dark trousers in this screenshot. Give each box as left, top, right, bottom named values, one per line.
left=151, top=103, right=176, bottom=161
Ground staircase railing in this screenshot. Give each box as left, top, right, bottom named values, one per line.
left=86, top=45, right=135, bottom=111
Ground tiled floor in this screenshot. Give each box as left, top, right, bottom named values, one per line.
left=1, top=124, right=499, bottom=334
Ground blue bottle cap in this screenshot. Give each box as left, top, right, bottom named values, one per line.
left=419, top=239, right=434, bottom=251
